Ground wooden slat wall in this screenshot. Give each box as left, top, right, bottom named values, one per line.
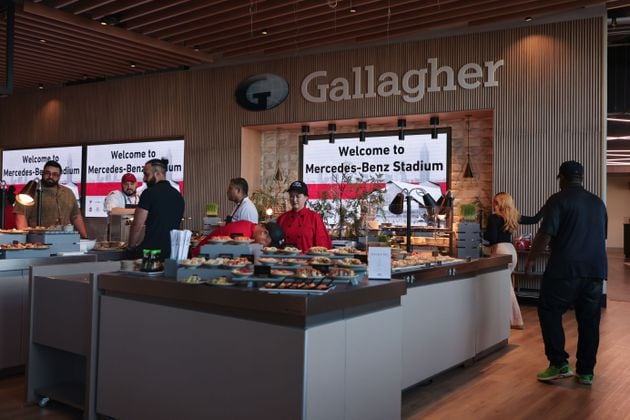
left=0, top=16, right=605, bottom=231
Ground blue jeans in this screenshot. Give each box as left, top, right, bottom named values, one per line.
left=538, top=276, right=603, bottom=375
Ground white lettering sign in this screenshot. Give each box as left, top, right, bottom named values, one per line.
left=301, top=58, right=504, bottom=103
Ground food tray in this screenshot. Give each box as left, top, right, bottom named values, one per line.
left=258, top=285, right=335, bottom=295
left=119, top=269, right=164, bottom=277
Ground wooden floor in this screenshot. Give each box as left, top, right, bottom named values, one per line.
left=2, top=249, right=629, bottom=420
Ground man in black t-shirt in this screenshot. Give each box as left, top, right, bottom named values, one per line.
left=526, top=161, right=607, bottom=386
left=128, top=158, right=185, bottom=259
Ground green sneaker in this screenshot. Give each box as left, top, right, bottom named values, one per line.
left=537, top=364, right=574, bottom=382
left=575, top=374, right=594, bottom=385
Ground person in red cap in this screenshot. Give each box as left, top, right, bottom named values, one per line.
left=277, top=180, right=332, bottom=252
left=104, top=173, right=140, bottom=212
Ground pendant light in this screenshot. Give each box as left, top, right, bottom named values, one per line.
left=463, top=116, right=474, bottom=178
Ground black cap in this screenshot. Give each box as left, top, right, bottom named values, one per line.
left=557, top=160, right=584, bottom=178
left=262, top=222, right=285, bottom=247
left=287, top=181, right=308, bottom=196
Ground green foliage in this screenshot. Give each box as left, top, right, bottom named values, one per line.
left=311, top=172, right=386, bottom=240
left=460, top=203, right=477, bottom=221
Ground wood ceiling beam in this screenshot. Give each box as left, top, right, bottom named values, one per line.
left=117, top=0, right=193, bottom=23
left=151, top=0, right=306, bottom=41
left=17, top=12, right=206, bottom=65
left=166, top=0, right=383, bottom=45
left=16, top=22, right=186, bottom=69
left=209, top=0, right=480, bottom=55
left=199, top=0, right=443, bottom=51
left=78, top=0, right=155, bottom=21
left=21, top=0, right=214, bottom=62
left=124, top=0, right=234, bottom=30
left=62, top=0, right=117, bottom=16
left=136, top=1, right=265, bottom=36
left=15, top=32, right=175, bottom=71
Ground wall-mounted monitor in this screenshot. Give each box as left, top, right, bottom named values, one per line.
left=85, top=139, right=184, bottom=217
left=1, top=146, right=83, bottom=200
left=301, top=130, right=450, bottom=226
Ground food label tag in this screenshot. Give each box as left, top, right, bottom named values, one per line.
left=368, top=247, right=392, bottom=280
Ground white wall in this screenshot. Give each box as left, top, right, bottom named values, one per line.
left=606, top=174, right=630, bottom=248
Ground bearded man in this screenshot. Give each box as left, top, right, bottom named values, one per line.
left=104, top=173, right=140, bottom=213
left=14, top=160, right=88, bottom=238
left=127, top=158, right=185, bottom=259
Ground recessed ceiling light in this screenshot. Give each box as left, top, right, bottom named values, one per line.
left=350, top=7, right=357, bottom=13
left=129, top=62, right=136, bottom=68
left=100, top=20, right=107, bottom=26
left=193, top=45, right=200, bottom=52
left=261, top=29, right=268, bottom=35
left=524, top=16, right=533, bottom=22
left=39, top=39, right=46, bottom=43
left=38, top=83, right=44, bottom=90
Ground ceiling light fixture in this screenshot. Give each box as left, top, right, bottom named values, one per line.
left=301, top=125, right=310, bottom=145
left=398, top=118, right=406, bottom=141
left=39, top=39, right=46, bottom=43
left=358, top=121, right=367, bottom=142
left=100, top=20, right=108, bottom=26
left=524, top=16, right=533, bottom=22
left=261, top=29, right=268, bottom=35
left=129, top=62, right=136, bottom=68
left=463, top=115, right=474, bottom=178
left=430, top=116, right=439, bottom=139
left=328, top=123, right=337, bottom=144
left=607, top=117, right=630, bottom=123
left=37, top=83, right=44, bottom=90
left=193, top=45, right=200, bottom=52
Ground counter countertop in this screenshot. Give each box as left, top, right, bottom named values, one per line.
left=98, top=255, right=511, bottom=327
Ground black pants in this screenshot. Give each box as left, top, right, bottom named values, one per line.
left=538, top=276, right=603, bottom=375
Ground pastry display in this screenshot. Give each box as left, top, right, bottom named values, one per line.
left=294, top=267, right=323, bottom=279
left=308, top=246, right=329, bottom=255
left=328, top=267, right=355, bottom=277
left=310, top=256, right=332, bottom=265
left=0, top=242, right=49, bottom=250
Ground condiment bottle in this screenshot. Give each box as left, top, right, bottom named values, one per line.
left=141, top=249, right=151, bottom=271
left=150, top=249, right=162, bottom=272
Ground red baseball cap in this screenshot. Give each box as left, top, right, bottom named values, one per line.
left=121, top=173, right=137, bottom=183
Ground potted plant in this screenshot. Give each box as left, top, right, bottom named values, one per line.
left=460, top=203, right=477, bottom=222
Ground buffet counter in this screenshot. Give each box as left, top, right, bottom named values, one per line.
left=94, top=255, right=511, bottom=420
left=0, top=255, right=97, bottom=373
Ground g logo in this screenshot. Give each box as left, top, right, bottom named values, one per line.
left=235, top=73, right=289, bottom=111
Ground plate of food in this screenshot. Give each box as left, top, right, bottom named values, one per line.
left=275, top=258, right=303, bottom=268
left=293, top=267, right=324, bottom=280
left=209, top=236, right=232, bottom=244
left=258, top=257, right=279, bottom=265
left=231, top=267, right=254, bottom=277
left=178, top=274, right=206, bottom=284
left=206, top=276, right=235, bottom=287
left=337, top=257, right=367, bottom=270
left=328, top=267, right=358, bottom=282
left=262, top=246, right=278, bottom=254
left=308, top=246, right=331, bottom=255
left=280, top=246, right=301, bottom=255
left=222, top=257, right=251, bottom=269
left=180, top=257, right=205, bottom=268
left=231, top=236, right=254, bottom=244
left=310, top=256, right=332, bottom=265
left=203, top=257, right=228, bottom=267
left=270, top=269, right=294, bottom=278
left=330, top=246, right=360, bottom=255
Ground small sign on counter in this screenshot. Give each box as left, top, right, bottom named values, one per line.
left=368, top=246, right=392, bottom=279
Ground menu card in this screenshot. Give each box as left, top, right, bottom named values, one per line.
left=368, top=246, right=392, bottom=280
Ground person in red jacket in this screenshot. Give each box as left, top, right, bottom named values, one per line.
left=191, top=220, right=284, bottom=257
left=277, top=181, right=332, bottom=252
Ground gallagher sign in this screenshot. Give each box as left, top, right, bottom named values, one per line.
left=301, top=57, right=504, bottom=103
